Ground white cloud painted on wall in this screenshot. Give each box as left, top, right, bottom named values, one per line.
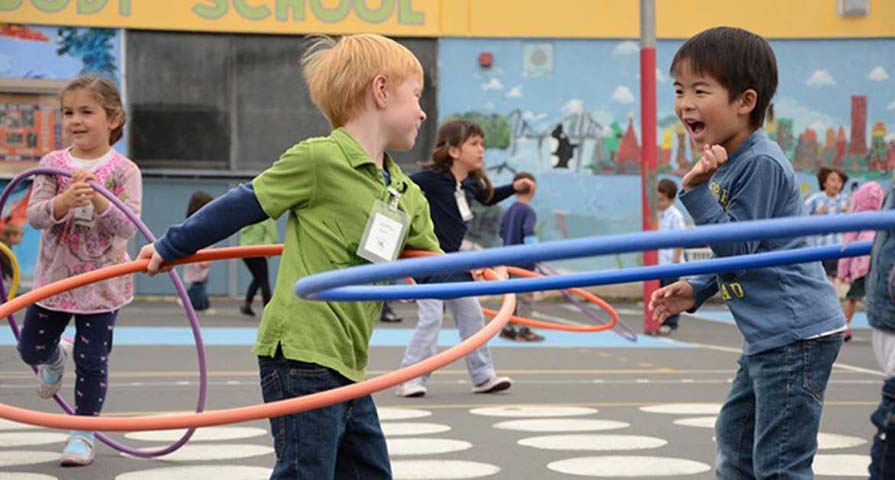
left=506, top=86, right=523, bottom=98
left=887, top=100, right=895, bottom=111
left=805, top=70, right=836, bottom=87
left=522, top=111, right=547, bottom=122
left=612, top=41, right=639, bottom=57
left=611, top=86, right=635, bottom=104
left=481, top=78, right=503, bottom=91
left=562, top=99, right=585, bottom=115
left=868, top=66, right=890, bottom=82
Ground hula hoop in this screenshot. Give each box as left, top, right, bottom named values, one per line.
left=0, top=241, right=20, bottom=300
left=0, top=167, right=205, bottom=457
left=293, top=211, right=892, bottom=301
left=0, top=246, right=518, bottom=431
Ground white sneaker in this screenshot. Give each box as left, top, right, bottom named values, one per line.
left=60, top=430, right=95, bottom=466
left=472, top=376, right=512, bottom=394
left=37, top=339, right=73, bottom=399
left=395, top=383, right=427, bottom=398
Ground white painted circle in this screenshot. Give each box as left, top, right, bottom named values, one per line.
left=377, top=408, right=432, bottom=421
left=470, top=406, right=597, bottom=418
left=673, top=416, right=717, bottom=429
left=817, top=433, right=868, bottom=450
left=640, top=403, right=722, bottom=415
left=0, top=432, right=67, bottom=448
left=493, top=419, right=629, bottom=433
left=812, top=454, right=871, bottom=477
left=0, top=419, right=41, bottom=431
left=548, top=456, right=711, bottom=477
left=391, top=460, right=500, bottom=479
left=0, top=474, right=57, bottom=480
left=116, top=465, right=272, bottom=480
left=124, top=427, right=267, bottom=442
left=0, top=451, right=59, bottom=467
left=381, top=422, right=451, bottom=437
left=121, top=444, right=273, bottom=462
left=519, top=434, right=667, bottom=451
left=387, top=438, right=472, bottom=456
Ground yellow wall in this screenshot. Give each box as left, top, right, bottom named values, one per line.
left=1, top=0, right=892, bottom=38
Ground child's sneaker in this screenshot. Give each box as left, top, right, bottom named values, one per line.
left=844, top=326, right=852, bottom=342
left=499, top=326, right=518, bottom=340
left=472, top=376, right=512, bottom=394
left=37, top=339, right=72, bottom=399
left=516, top=327, right=545, bottom=342
left=395, top=383, right=427, bottom=398
left=60, top=430, right=95, bottom=466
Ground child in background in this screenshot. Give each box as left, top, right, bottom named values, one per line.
left=865, top=179, right=895, bottom=479
left=0, top=222, right=23, bottom=282
left=395, top=119, right=531, bottom=398
left=238, top=217, right=277, bottom=316
left=18, top=75, right=142, bottom=466
left=805, top=166, right=850, bottom=278
left=498, top=171, right=545, bottom=342
left=837, top=181, right=884, bottom=342
left=655, top=178, right=687, bottom=335
left=139, top=34, right=440, bottom=478
left=184, top=191, right=214, bottom=314
left=650, top=27, right=844, bottom=478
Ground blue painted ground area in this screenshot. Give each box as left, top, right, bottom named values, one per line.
left=0, top=327, right=693, bottom=348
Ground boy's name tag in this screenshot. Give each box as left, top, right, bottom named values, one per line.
left=455, top=187, right=474, bottom=221
left=357, top=191, right=409, bottom=264
left=73, top=204, right=95, bottom=228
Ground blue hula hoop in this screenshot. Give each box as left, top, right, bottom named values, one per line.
left=295, top=211, right=892, bottom=301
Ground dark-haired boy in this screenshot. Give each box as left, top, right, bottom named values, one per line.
left=650, top=27, right=844, bottom=479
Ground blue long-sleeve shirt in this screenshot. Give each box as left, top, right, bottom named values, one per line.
left=155, top=183, right=267, bottom=261
left=867, top=181, right=895, bottom=332
left=680, top=131, right=844, bottom=355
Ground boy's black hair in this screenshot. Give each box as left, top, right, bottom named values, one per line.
left=657, top=178, right=678, bottom=200
left=670, top=26, right=778, bottom=130
left=816, top=166, right=849, bottom=191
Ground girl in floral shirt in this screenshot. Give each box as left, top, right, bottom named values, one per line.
left=17, top=76, right=142, bottom=467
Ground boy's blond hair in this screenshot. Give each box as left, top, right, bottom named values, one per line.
left=302, top=34, right=424, bottom=128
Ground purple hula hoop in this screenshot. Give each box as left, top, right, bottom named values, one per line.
left=0, top=167, right=207, bottom=458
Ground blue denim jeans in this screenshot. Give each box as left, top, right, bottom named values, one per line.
left=258, top=348, right=391, bottom=480
left=870, top=376, right=895, bottom=479
left=187, top=281, right=209, bottom=311
left=715, top=333, right=843, bottom=479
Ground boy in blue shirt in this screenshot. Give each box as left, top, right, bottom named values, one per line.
left=866, top=180, right=895, bottom=479
left=650, top=27, right=845, bottom=479
left=498, top=171, right=544, bottom=342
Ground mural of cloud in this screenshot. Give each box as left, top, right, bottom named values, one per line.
left=481, top=77, right=503, bottom=91
left=805, top=69, right=836, bottom=87
left=774, top=96, right=839, bottom=134
left=612, top=41, right=639, bottom=57
left=611, top=86, right=635, bottom=104
left=868, top=66, right=890, bottom=82
left=0, top=53, right=11, bottom=74
left=656, top=68, right=668, bottom=84
left=522, top=111, right=547, bottom=122
left=888, top=100, right=895, bottom=111
left=562, top=99, right=585, bottom=115
left=506, top=86, right=523, bottom=98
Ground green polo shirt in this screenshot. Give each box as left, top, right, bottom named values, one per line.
left=252, top=128, right=441, bottom=382
left=239, top=218, right=278, bottom=246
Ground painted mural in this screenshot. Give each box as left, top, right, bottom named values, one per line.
left=0, top=24, right=122, bottom=276
left=439, top=38, right=895, bottom=271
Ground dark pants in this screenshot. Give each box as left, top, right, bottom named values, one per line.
left=660, top=277, right=680, bottom=329
left=243, top=257, right=271, bottom=306
left=258, top=347, right=391, bottom=479
left=18, top=304, right=117, bottom=416
left=187, top=281, right=210, bottom=311
left=870, top=376, right=895, bottom=479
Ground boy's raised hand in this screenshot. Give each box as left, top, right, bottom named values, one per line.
left=682, top=144, right=727, bottom=191
left=648, top=280, right=695, bottom=323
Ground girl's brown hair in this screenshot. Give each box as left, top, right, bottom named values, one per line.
left=60, top=75, right=126, bottom=144
left=422, top=119, right=493, bottom=202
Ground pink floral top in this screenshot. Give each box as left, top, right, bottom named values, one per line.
left=27, top=149, right=142, bottom=313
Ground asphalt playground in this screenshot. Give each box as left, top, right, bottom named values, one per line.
left=0, top=297, right=882, bottom=479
